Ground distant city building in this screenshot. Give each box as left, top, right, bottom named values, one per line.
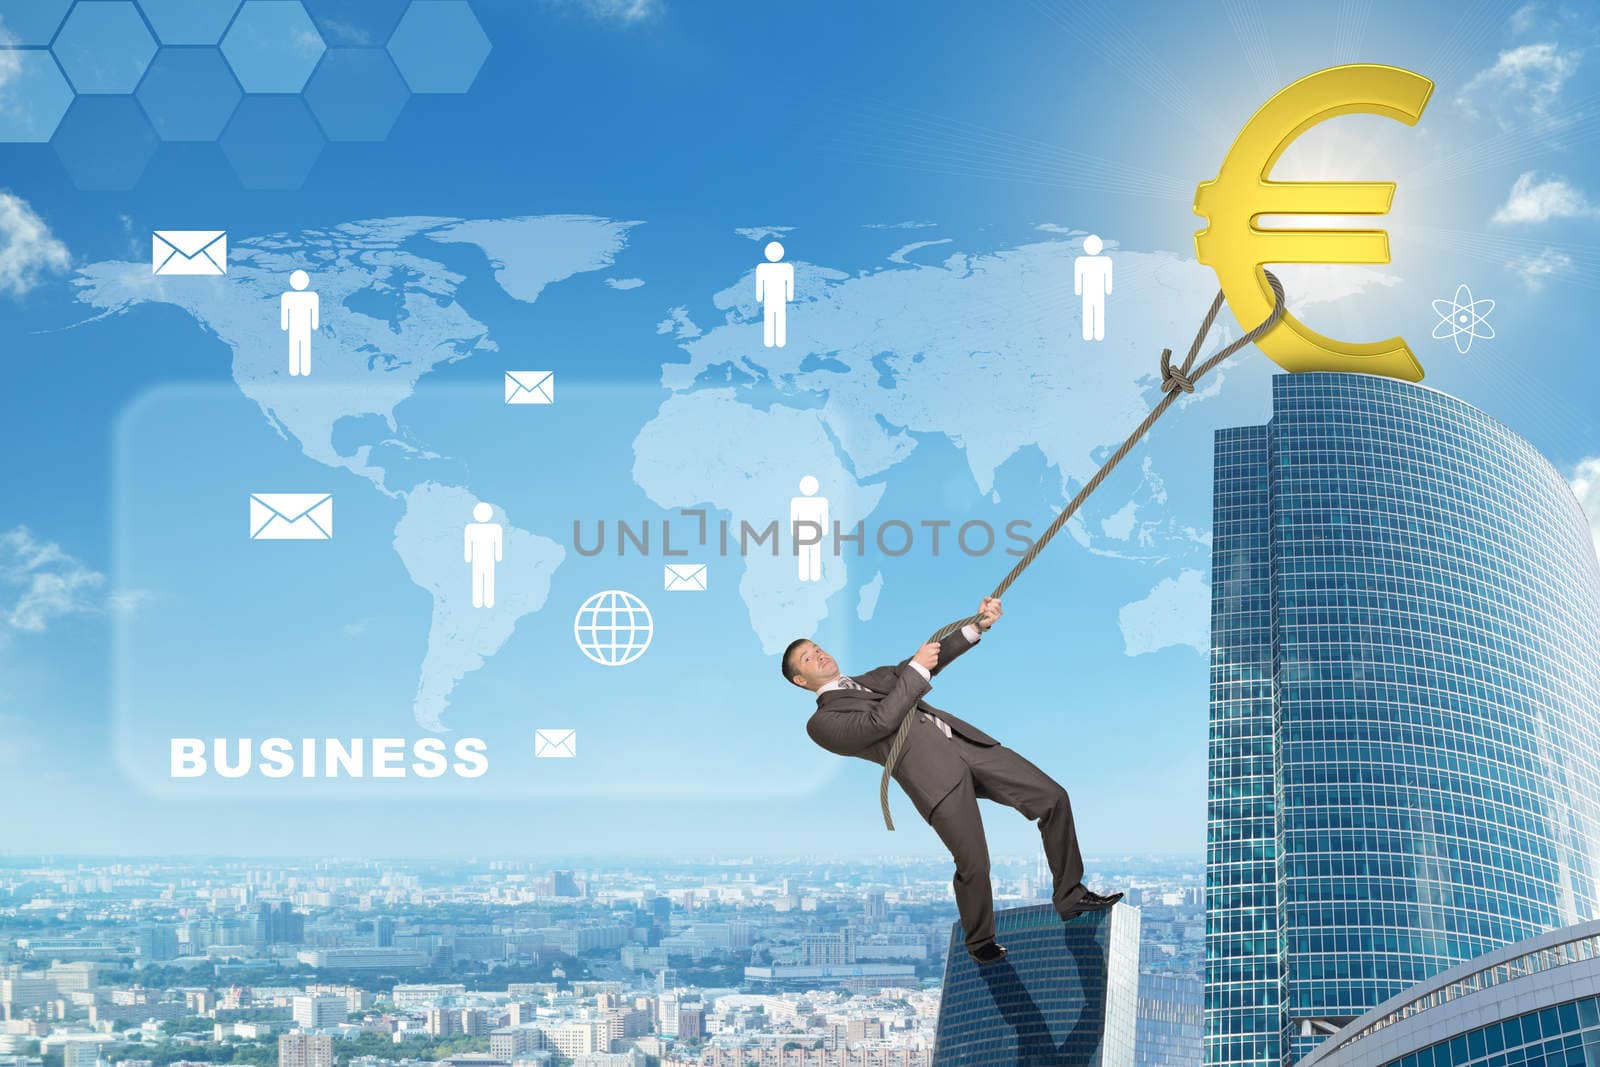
left=13, top=939, right=118, bottom=962
left=743, top=964, right=919, bottom=992
left=277, top=1034, right=332, bottom=1067
left=658, top=991, right=680, bottom=1038
left=136, top=927, right=178, bottom=962
left=1297, top=921, right=1600, bottom=1067
left=675, top=1050, right=929, bottom=1066
left=46, top=964, right=97, bottom=995
left=1136, top=973, right=1202, bottom=1067
left=256, top=903, right=304, bottom=945
left=489, top=1025, right=546, bottom=1059
left=1, top=974, right=54, bottom=1012
left=677, top=1005, right=706, bottom=1042
left=933, top=903, right=1140, bottom=1067
left=1208, top=374, right=1600, bottom=1067
left=374, top=918, right=395, bottom=948
left=291, top=994, right=347, bottom=1030
left=846, top=1018, right=885, bottom=1043
left=450, top=935, right=506, bottom=963
left=802, top=931, right=855, bottom=966
left=545, top=1022, right=608, bottom=1057
left=620, top=945, right=668, bottom=972
left=391, top=983, right=466, bottom=1009
left=294, top=948, right=426, bottom=970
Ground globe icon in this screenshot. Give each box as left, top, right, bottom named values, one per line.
left=573, top=589, right=654, bottom=666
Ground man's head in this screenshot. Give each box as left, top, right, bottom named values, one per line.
left=782, top=639, right=840, bottom=691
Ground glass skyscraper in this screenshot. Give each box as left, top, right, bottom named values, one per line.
left=1207, top=374, right=1600, bottom=1067
left=1138, top=973, right=1204, bottom=1067
left=935, top=903, right=1141, bottom=1067
left=1297, top=920, right=1600, bottom=1067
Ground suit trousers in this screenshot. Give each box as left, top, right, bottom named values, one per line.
left=925, top=738, right=1086, bottom=951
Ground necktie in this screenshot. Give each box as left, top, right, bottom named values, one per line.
left=839, top=678, right=952, bottom=740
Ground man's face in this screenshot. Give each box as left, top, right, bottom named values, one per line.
left=790, top=641, right=841, bottom=690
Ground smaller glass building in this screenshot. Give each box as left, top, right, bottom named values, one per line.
left=1139, top=974, right=1204, bottom=1067
left=1296, top=921, right=1600, bottom=1067
left=934, top=903, right=1141, bottom=1067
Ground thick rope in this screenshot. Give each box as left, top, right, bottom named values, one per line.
left=876, top=271, right=1286, bottom=830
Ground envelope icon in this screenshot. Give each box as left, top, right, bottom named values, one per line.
left=664, top=563, right=708, bottom=591
left=153, top=230, right=227, bottom=275
left=250, top=494, right=333, bottom=540
left=505, top=371, right=554, bottom=404
left=535, top=729, right=576, bottom=758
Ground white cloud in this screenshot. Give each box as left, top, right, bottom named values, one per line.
left=0, top=191, right=70, bottom=297
left=1508, top=247, right=1574, bottom=290
left=1456, top=42, right=1582, bottom=126
left=1492, top=171, right=1599, bottom=224
left=0, top=527, right=105, bottom=634
left=557, top=0, right=661, bottom=22
left=1118, top=569, right=1210, bottom=657
left=1573, top=458, right=1600, bottom=562
left=734, top=226, right=793, bottom=242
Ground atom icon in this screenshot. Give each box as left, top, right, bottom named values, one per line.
left=1432, top=283, right=1495, bottom=355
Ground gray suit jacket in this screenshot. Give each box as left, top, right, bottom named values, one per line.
left=805, top=628, right=1000, bottom=822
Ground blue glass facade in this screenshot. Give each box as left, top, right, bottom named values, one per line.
left=1207, top=374, right=1600, bottom=1067
left=935, top=903, right=1141, bottom=1067
left=1138, top=973, right=1204, bottom=1067
left=1381, top=997, right=1600, bottom=1067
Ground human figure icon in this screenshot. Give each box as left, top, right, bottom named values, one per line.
left=280, top=269, right=320, bottom=376
left=790, top=475, right=829, bottom=583
left=1073, top=235, right=1113, bottom=342
left=755, top=241, right=795, bottom=348
left=464, top=502, right=504, bottom=609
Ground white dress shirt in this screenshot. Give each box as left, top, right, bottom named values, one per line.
left=816, top=623, right=983, bottom=740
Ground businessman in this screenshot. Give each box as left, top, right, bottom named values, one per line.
left=784, top=597, right=1121, bottom=964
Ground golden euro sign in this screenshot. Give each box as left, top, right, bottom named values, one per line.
left=1194, top=64, right=1434, bottom=381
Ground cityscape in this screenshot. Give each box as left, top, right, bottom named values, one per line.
left=2, top=2, right=1598, bottom=1066
left=0, top=853, right=1204, bottom=1067
left=9, top=373, right=1599, bottom=1067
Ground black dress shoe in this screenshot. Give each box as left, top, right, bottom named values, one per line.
left=1079, top=888, right=1125, bottom=909
left=1059, top=884, right=1125, bottom=920
left=968, top=941, right=1008, bottom=964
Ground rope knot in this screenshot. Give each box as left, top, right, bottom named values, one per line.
left=1159, top=349, right=1195, bottom=394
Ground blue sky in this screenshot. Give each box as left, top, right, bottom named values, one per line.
left=1, top=0, right=1599, bottom=862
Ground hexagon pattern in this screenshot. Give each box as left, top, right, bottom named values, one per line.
left=221, top=0, right=325, bottom=93
left=137, top=0, right=244, bottom=44
left=53, top=95, right=159, bottom=189
left=0, top=51, right=75, bottom=142
left=53, top=1, right=158, bottom=93
left=303, top=48, right=409, bottom=141
left=0, top=0, right=74, bottom=46
left=220, top=94, right=324, bottom=189
left=301, top=0, right=409, bottom=46
left=7, top=0, right=487, bottom=188
left=137, top=47, right=242, bottom=141
left=388, top=0, right=488, bottom=94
